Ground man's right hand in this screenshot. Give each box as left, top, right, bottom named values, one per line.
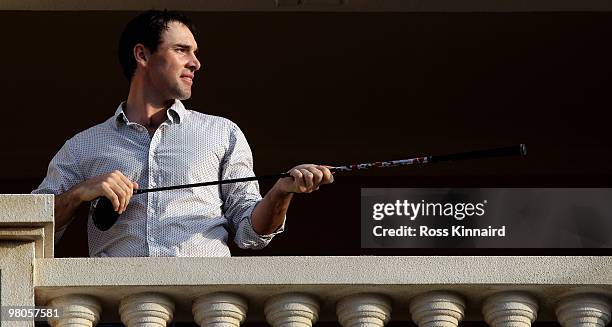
left=74, top=170, right=139, bottom=214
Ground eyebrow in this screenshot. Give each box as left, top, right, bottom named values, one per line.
left=174, top=43, right=198, bottom=54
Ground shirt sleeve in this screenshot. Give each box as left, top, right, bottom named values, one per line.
left=219, top=123, right=285, bottom=250
left=31, top=138, right=83, bottom=246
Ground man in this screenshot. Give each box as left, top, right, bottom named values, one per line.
left=32, top=10, right=333, bottom=257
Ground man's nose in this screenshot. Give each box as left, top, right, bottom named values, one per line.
left=188, top=53, right=201, bottom=72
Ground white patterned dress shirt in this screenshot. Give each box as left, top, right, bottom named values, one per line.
left=33, top=100, right=284, bottom=257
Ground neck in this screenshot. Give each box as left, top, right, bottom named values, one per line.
left=125, top=77, right=174, bottom=128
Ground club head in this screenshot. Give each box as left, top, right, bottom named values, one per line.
left=91, top=196, right=120, bottom=231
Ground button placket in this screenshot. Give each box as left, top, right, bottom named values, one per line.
left=147, top=127, right=165, bottom=256
left=146, top=130, right=159, bottom=254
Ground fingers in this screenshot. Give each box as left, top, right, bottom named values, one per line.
left=117, top=181, right=131, bottom=214
left=116, top=170, right=133, bottom=192
left=289, top=168, right=308, bottom=193
left=100, top=183, right=121, bottom=212
left=288, top=164, right=334, bottom=193
left=305, top=166, right=323, bottom=191
left=111, top=170, right=134, bottom=214
left=92, top=170, right=136, bottom=213
left=103, top=179, right=126, bottom=213
left=319, top=165, right=334, bottom=184
left=300, top=168, right=315, bottom=191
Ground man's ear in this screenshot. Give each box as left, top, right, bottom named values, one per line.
left=133, top=44, right=149, bottom=67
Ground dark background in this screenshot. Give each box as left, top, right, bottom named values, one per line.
left=1, top=11, right=611, bottom=257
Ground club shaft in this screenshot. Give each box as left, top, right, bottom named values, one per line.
left=430, top=144, right=526, bottom=162
left=330, top=144, right=525, bottom=172
left=134, top=173, right=291, bottom=194
left=134, top=144, right=526, bottom=194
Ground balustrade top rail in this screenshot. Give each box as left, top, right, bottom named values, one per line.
left=34, top=256, right=612, bottom=322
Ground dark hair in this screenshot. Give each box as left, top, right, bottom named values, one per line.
left=118, top=10, right=198, bottom=81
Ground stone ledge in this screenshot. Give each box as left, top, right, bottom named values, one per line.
left=35, top=256, right=612, bottom=286
left=0, top=194, right=54, bottom=258
left=34, top=256, right=612, bottom=323
left=0, top=227, right=45, bottom=258
left=0, top=194, right=54, bottom=223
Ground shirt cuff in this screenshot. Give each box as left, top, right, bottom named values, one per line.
left=248, top=205, right=286, bottom=239
left=234, top=200, right=286, bottom=249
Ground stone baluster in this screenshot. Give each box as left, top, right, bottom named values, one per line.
left=556, top=293, right=611, bottom=327
left=336, top=293, right=392, bottom=327
left=193, top=292, right=248, bottom=327
left=265, top=293, right=320, bottom=327
left=482, top=292, right=538, bottom=327
left=47, top=294, right=102, bottom=327
left=410, top=291, right=465, bottom=327
left=119, top=292, right=174, bottom=327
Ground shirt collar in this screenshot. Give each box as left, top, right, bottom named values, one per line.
left=114, top=100, right=186, bottom=127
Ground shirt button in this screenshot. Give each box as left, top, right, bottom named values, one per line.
left=149, top=236, right=155, bottom=242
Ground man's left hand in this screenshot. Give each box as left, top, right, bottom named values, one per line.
left=276, top=164, right=334, bottom=194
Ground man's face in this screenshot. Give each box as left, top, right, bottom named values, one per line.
left=144, top=21, right=201, bottom=101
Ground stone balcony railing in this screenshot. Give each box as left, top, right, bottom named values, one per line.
left=1, top=194, right=611, bottom=327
